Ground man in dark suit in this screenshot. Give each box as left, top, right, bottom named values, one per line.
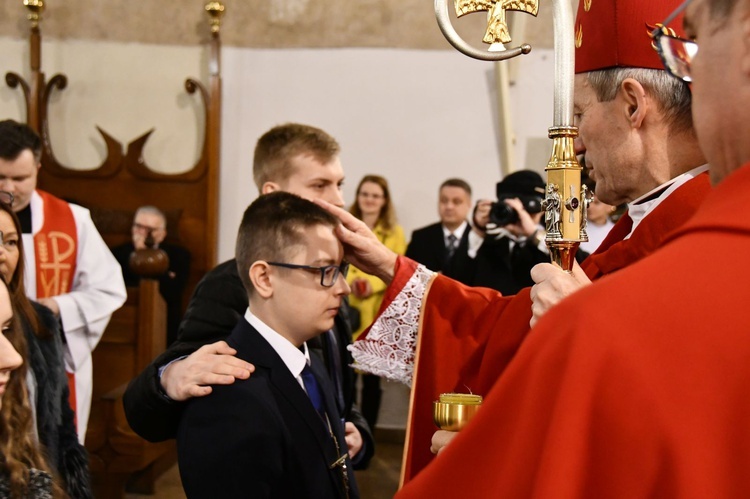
left=112, top=206, right=191, bottom=345
left=405, top=178, right=473, bottom=282
left=178, top=192, right=357, bottom=498
left=446, top=170, right=551, bottom=295
left=123, top=123, right=373, bottom=469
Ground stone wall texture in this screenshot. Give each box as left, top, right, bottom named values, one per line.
left=1, top=0, right=556, bottom=50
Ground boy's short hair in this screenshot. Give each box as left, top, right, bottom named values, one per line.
left=235, top=191, right=340, bottom=295
left=440, top=178, right=472, bottom=197
left=0, top=120, right=42, bottom=164
left=252, top=123, right=340, bottom=190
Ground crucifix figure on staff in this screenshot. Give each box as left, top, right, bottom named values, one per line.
left=316, top=0, right=710, bottom=492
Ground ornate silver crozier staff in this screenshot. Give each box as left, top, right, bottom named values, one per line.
left=432, top=0, right=589, bottom=430
left=435, top=0, right=589, bottom=271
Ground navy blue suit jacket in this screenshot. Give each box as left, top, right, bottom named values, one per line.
left=177, top=319, right=359, bottom=499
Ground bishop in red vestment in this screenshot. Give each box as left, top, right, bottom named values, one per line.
left=346, top=0, right=712, bottom=483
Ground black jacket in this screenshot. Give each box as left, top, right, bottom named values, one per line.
left=123, top=259, right=374, bottom=468
left=405, top=222, right=471, bottom=280
left=26, top=302, right=92, bottom=499
left=177, top=320, right=358, bottom=499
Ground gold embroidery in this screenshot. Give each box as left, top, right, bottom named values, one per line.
left=576, top=23, right=583, bottom=48
left=583, top=0, right=592, bottom=12
left=38, top=231, right=75, bottom=297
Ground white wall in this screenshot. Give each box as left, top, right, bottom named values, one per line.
left=0, top=37, right=555, bottom=261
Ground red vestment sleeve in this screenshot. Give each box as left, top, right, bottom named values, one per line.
left=401, top=172, right=712, bottom=484
left=396, top=165, right=750, bottom=497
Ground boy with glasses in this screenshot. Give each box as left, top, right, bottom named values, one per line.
left=177, top=192, right=357, bottom=498
left=124, top=123, right=373, bottom=468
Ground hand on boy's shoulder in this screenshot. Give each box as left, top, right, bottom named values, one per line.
left=161, top=340, right=255, bottom=401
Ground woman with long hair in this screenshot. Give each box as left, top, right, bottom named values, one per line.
left=347, top=175, right=405, bottom=430
left=0, top=274, right=60, bottom=497
left=0, top=196, right=89, bottom=498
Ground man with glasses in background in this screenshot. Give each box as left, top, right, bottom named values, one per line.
left=346, top=0, right=750, bottom=495
left=112, top=205, right=191, bottom=345
left=0, top=119, right=126, bottom=443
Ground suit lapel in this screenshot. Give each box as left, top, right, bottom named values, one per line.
left=227, top=321, right=348, bottom=497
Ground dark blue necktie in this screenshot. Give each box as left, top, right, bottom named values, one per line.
left=300, top=363, right=326, bottom=421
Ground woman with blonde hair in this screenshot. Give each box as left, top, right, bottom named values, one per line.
left=347, top=175, right=405, bottom=430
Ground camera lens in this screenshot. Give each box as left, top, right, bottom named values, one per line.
left=489, top=202, right=519, bottom=226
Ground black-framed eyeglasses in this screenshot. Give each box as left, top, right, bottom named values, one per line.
left=651, top=0, right=698, bottom=83
left=266, top=261, right=350, bottom=288
left=0, top=191, right=14, bottom=207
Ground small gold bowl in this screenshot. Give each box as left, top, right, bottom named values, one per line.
left=433, top=393, right=483, bottom=431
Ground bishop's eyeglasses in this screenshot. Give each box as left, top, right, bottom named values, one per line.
left=266, top=261, right=350, bottom=288
left=651, top=0, right=698, bottom=83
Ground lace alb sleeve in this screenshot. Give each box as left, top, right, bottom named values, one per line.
left=347, top=265, right=435, bottom=387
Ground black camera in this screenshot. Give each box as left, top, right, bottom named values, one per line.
left=488, top=171, right=545, bottom=227
left=489, top=195, right=543, bottom=226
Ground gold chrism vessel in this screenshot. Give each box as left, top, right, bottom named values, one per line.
left=433, top=393, right=483, bottom=431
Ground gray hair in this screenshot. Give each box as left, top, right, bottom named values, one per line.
left=587, top=67, right=693, bottom=133
left=134, top=205, right=167, bottom=230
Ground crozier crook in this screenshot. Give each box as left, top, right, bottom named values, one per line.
left=434, top=0, right=588, bottom=271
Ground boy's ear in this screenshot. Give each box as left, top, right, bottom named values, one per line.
left=249, top=261, right=274, bottom=298
left=261, top=182, right=280, bottom=195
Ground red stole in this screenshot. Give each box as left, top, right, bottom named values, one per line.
left=33, top=190, right=78, bottom=420
left=398, top=172, right=712, bottom=485
left=34, top=190, right=78, bottom=299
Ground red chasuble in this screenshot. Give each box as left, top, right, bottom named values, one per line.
left=378, top=173, right=711, bottom=484
left=396, top=163, right=750, bottom=498
left=33, top=190, right=78, bottom=417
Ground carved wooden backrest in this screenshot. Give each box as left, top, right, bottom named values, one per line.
left=6, top=1, right=224, bottom=295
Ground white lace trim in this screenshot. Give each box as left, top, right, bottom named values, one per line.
left=348, top=265, right=435, bottom=387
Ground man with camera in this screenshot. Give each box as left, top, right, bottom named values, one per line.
left=448, top=170, right=558, bottom=295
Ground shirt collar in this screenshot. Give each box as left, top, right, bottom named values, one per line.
left=626, top=164, right=708, bottom=238
left=442, top=220, right=468, bottom=239
left=244, top=308, right=310, bottom=378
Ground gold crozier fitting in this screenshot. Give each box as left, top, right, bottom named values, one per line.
left=544, top=126, right=586, bottom=271
left=454, top=0, right=539, bottom=45
left=205, top=2, right=225, bottom=33
left=23, top=0, right=44, bottom=28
